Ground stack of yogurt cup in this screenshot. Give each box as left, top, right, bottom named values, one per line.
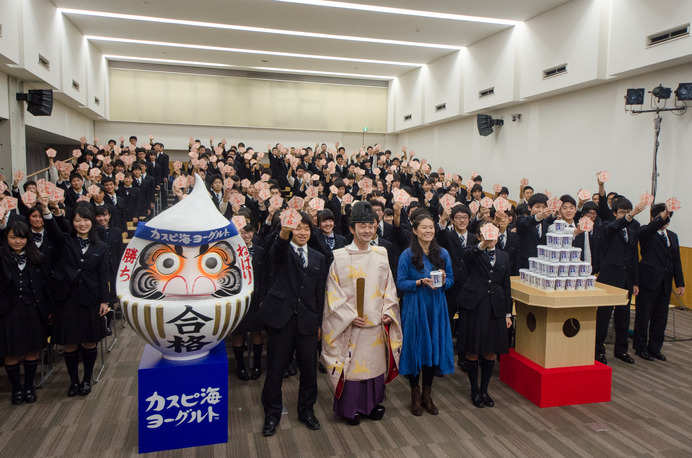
left=518, top=220, right=597, bottom=291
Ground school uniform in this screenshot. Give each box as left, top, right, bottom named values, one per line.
left=97, top=225, right=125, bottom=304
left=496, top=230, right=521, bottom=277
left=516, top=214, right=554, bottom=268
left=572, top=222, right=602, bottom=275
left=634, top=216, right=684, bottom=356
left=256, top=236, right=327, bottom=428
left=436, top=226, right=477, bottom=324
left=457, top=246, right=512, bottom=356
left=44, top=215, right=109, bottom=345
left=233, top=244, right=268, bottom=334
left=0, top=253, right=51, bottom=358
left=595, top=216, right=639, bottom=359
left=117, top=186, right=143, bottom=222
left=308, top=228, right=347, bottom=266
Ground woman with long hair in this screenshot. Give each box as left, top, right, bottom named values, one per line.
left=397, top=210, right=454, bottom=416
left=41, top=198, right=109, bottom=397
left=0, top=219, right=51, bottom=405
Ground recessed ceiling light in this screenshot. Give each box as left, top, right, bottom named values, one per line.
left=275, top=0, right=521, bottom=26
left=58, top=8, right=462, bottom=50
left=88, top=36, right=419, bottom=66
left=104, top=54, right=393, bottom=79
left=104, top=55, right=232, bottom=67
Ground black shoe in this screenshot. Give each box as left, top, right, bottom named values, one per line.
left=367, top=405, right=385, bottom=421
left=237, top=368, right=250, bottom=381
left=318, top=363, right=327, bottom=374
left=262, top=418, right=277, bottom=437
left=105, top=326, right=113, bottom=336
left=635, top=351, right=654, bottom=361
left=595, top=353, right=608, bottom=364
left=651, top=352, right=667, bottom=361
left=250, top=367, right=262, bottom=380
left=23, top=388, right=37, bottom=404
left=79, top=381, right=92, bottom=396
left=434, top=366, right=443, bottom=378
left=287, top=359, right=297, bottom=376
left=615, top=353, right=635, bottom=364
left=471, top=394, right=485, bottom=408
left=344, top=413, right=361, bottom=426
left=481, top=393, right=495, bottom=408
left=299, top=415, right=321, bottom=430
left=11, top=390, right=24, bottom=405
left=67, top=383, right=80, bottom=397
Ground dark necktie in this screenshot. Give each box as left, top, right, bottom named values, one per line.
left=487, top=250, right=495, bottom=264
left=622, top=229, right=628, bottom=243
left=12, top=252, right=27, bottom=265
left=297, top=247, right=306, bottom=268
left=377, top=225, right=383, bottom=237
left=499, top=233, right=506, bottom=249
left=325, top=235, right=335, bottom=250
left=459, top=234, right=466, bottom=248
left=660, top=231, right=670, bottom=247
left=32, top=232, right=43, bottom=244
left=249, top=246, right=255, bottom=259
left=536, top=224, right=541, bottom=238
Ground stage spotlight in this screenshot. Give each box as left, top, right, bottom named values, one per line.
left=625, top=88, right=645, bottom=105
left=16, top=89, right=53, bottom=116
left=477, top=114, right=504, bottom=137
left=675, top=83, right=692, bottom=101
left=651, top=85, right=672, bottom=100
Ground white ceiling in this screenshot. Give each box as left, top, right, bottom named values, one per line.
left=52, top=0, right=572, bottom=81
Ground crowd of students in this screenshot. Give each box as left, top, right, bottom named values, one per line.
left=0, top=136, right=684, bottom=436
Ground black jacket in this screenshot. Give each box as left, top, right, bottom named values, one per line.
left=458, top=245, right=512, bottom=318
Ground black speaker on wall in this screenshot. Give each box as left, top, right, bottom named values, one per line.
left=477, top=114, right=504, bottom=137
left=16, top=89, right=53, bottom=116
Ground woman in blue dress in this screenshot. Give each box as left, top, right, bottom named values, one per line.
left=397, top=210, right=454, bottom=416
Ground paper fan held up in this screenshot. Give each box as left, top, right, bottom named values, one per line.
left=116, top=174, right=254, bottom=360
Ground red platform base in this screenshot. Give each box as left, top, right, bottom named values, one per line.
left=499, top=349, right=612, bottom=408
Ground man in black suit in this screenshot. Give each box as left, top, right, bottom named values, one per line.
left=437, top=204, right=476, bottom=327
left=516, top=193, right=555, bottom=268
left=153, top=142, right=169, bottom=209
left=492, top=209, right=521, bottom=276
left=102, top=177, right=126, bottom=226
left=595, top=197, right=647, bottom=365
left=256, top=212, right=327, bottom=437
left=633, top=204, right=684, bottom=361
left=116, top=172, right=143, bottom=223
left=572, top=201, right=602, bottom=274
left=64, top=173, right=87, bottom=209
left=370, top=200, right=395, bottom=247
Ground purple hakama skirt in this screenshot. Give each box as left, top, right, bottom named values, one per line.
left=333, top=373, right=385, bottom=419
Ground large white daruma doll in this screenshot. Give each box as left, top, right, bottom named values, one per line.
left=116, top=174, right=253, bottom=360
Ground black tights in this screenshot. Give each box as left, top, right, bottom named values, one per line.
left=409, top=365, right=436, bottom=388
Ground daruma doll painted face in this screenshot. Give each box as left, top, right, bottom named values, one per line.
left=116, top=174, right=253, bottom=360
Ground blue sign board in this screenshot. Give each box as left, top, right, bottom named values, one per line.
left=138, top=344, right=228, bottom=453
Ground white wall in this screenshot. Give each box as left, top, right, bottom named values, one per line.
left=609, top=0, right=692, bottom=76
left=0, top=71, right=9, bottom=119
left=393, top=67, right=424, bottom=131
left=59, top=17, right=88, bottom=106
left=21, top=0, right=62, bottom=89
left=423, top=51, right=464, bottom=124
left=24, top=98, right=95, bottom=141
left=397, top=61, right=692, bottom=245
left=0, top=0, right=20, bottom=66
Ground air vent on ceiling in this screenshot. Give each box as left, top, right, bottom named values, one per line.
left=543, top=64, right=567, bottom=79
left=647, top=24, right=690, bottom=47
left=403, top=114, right=412, bottom=121
left=479, top=87, right=495, bottom=98
left=72, top=79, right=80, bottom=91
left=38, top=54, right=50, bottom=70
left=94, top=96, right=101, bottom=106
left=435, top=103, right=447, bottom=112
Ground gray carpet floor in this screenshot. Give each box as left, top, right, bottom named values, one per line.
left=1, top=308, right=692, bottom=457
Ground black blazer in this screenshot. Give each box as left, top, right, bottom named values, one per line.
left=458, top=246, right=512, bottom=318
left=250, top=244, right=268, bottom=307
left=0, top=255, right=52, bottom=319
left=117, top=186, right=143, bottom=221
left=308, top=228, right=347, bottom=266
left=437, top=227, right=477, bottom=292
left=637, top=216, right=684, bottom=293
left=105, top=193, right=126, bottom=225
left=45, top=216, right=111, bottom=307
left=516, top=214, right=554, bottom=268
left=497, top=230, right=521, bottom=276
left=572, top=222, right=602, bottom=275
left=255, top=236, right=327, bottom=335
left=97, top=225, right=125, bottom=283
left=64, top=187, right=87, bottom=209
left=597, top=217, right=639, bottom=290
left=376, top=236, right=399, bottom=282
